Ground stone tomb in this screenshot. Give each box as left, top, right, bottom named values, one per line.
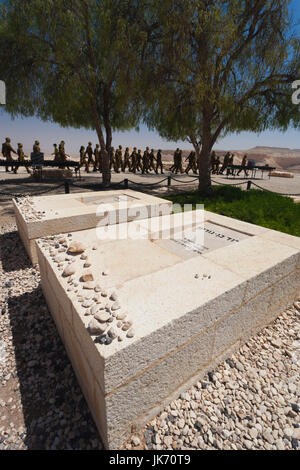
left=36, top=210, right=300, bottom=449
left=13, top=189, right=172, bottom=264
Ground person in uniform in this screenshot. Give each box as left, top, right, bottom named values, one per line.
left=33, top=140, right=40, bottom=154
left=185, top=151, right=197, bottom=174
left=79, top=146, right=86, bottom=167
left=52, top=144, right=60, bottom=163
left=227, top=153, right=234, bottom=176
left=15, top=143, right=30, bottom=174
left=59, top=140, right=71, bottom=170
left=174, top=149, right=183, bottom=174
left=122, top=147, right=131, bottom=172
left=214, top=155, right=221, bottom=174
left=85, top=142, right=94, bottom=172
left=148, top=149, right=156, bottom=173
left=136, top=149, right=142, bottom=172
left=142, top=147, right=150, bottom=174
left=170, top=149, right=178, bottom=173
left=210, top=151, right=217, bottom=173
left=237, top=154, right=249, bottom=177
left=2, top=137, right=17, bottom=172
left=113, top=145, right=123, bottom=173
left=155, top=149, right=164, bottom=174
left=130, top=147, right=137, bottom=173
left=94, top=144, right=101, bottom=172
left=219, top=152, right=230, bottom=174
left=109, top=147, right=115, bottom=170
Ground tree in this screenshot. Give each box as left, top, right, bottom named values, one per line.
left=143, top=0, right=300, bottom=193
left=0, top=0, right=149, bottom=186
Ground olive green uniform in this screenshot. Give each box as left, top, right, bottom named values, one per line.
left=122, top=148, right=131, bottom=172
left=142, top=148, right=150, bottom=174
left=94, top=145, right=101, bottom=172
left=219, top=152, right=230, bottom=174
left=79, top=147, right=85, bottom=166
left=136, top=150, right=142, bottom=172
left=2, top=140, right=17, bottom=172
left=185, top=152, right=197, bottom=174
left=148, top=150, right=156, bottom=172
left=237, top=155, right=248, bottom=177
left=16, top=145, right=30, bottom=174
left=53, top=145, right=60, bottom=163
left=109, top=148, right=115, bottom=170
left=114, top=147, right=123, bottom=172
left=130, top=149, right=137, bottom=173
left=85, top=143, right=94, bottom=172
left=155, top=150, right=164, bottom=174
left=173, top=149, right=183, bottom=174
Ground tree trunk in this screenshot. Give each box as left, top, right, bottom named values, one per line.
left=197, top=134, right=213, bottom=195
left=91, top=103, right=111, bottom=187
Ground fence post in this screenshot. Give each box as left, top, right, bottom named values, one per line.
left=168, top=176, right=171, bottom=187
left=64, top=180, right=70, bottom=194
left=247, top=181, right=252, bottom=191
left=124, top=179, right=129, bottom=189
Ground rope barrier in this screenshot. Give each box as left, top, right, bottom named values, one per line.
left=127, top=178, right=169, bottom=187
left=170, top=177, right=199, bottom=184
left=211, top=179, right=248, bottom=187
left=1, top=173, right=299, bottom=199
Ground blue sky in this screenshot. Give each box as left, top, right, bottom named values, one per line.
left=0, top=1, right=299, bottom=156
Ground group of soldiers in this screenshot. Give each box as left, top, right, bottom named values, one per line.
left=2, top=137, right=249, bottom=177
left=78, top=144, right=165, bottom=174
left=1, top=137, right=31, bottom=173
left=210, top=151, right=249, bottom=176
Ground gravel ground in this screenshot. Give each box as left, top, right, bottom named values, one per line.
left=0, top=222, right=299, bottom=450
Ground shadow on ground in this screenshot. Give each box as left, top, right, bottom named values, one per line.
left=2, top=228, right=103, bottom=450
left=0, top=231, right=32, bottom=273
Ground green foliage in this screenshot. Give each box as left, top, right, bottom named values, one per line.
left=143, top=0, right=300, bottom=145
left=165, top=186, right=300, bottom=237
left=0, top=0, right=148, bottom=138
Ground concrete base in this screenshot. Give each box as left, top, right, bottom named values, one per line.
left=13, top=190, right=172, bottom=264
left=36, top=211, right=300, bottom=449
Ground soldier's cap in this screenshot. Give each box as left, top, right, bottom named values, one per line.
left=88, top=142, right=92, bottom=145
left=35, top=140, right=40, bottom=144
left=53, top=143, right=57, bottom=146
left=133, top=147, right=137, bottom=150
left=18, top=143, right=22, bottom=147
left=119, top=145, right=122, bottom=149
left=5, top=137, right=10, bottom=142
left=158, top=149, right=161, bottom=152
left=146, top=147, right=149, bottom=150
left=151, top=149, right=154, bottom=152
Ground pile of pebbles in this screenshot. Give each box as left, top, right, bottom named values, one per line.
left=14, top=196, right=46, bottom=223
left=38, top=235, right=135, bottom=346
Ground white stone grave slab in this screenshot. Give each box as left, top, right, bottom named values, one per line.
left=13, top=189, right=172, bottom=264
left=36, top=209, right=300, bottom=449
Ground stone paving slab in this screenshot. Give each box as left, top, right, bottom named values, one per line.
left=36, top=210, right=300, bottom=448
